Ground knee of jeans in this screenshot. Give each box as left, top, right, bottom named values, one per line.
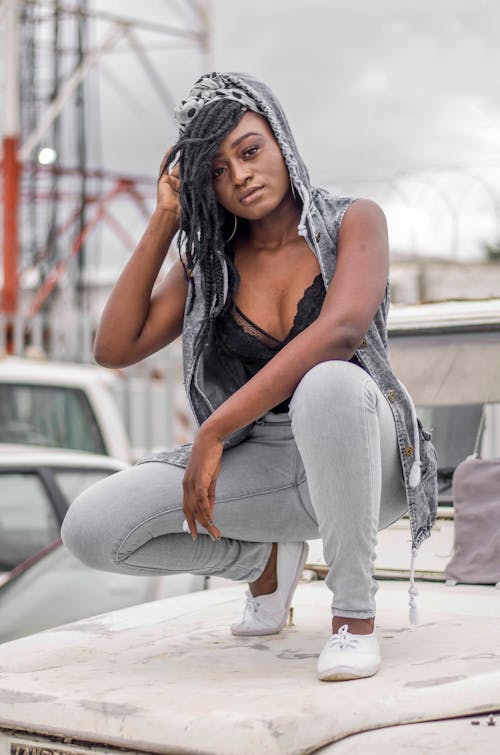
left=61, top=487, right=116, bottom=572
left=290, top=359, right=368, bottom=418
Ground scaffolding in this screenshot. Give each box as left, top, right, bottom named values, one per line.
left=1, top=0, right=209, bottom=352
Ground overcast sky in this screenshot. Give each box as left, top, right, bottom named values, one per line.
left=88, top=0, right=500, bottom=268
left=95, top=0, right=500, bottom=177
left=4, top=0, right=500, bottom=277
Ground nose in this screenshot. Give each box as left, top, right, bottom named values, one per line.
left=231, top=161, right=252, bottom=188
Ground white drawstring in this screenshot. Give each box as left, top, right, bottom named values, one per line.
left=395, top=379, right=422, bottom=625
left=409, top=546, right=420, bottom=625
left=222, top=256, right=229, bottom=305
left=396, top=378, right=422, bottom=489
left=295, top=177, right=311, bottom=238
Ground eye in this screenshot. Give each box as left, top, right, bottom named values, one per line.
left=243, top=145, right=259, bottom=158
left=212, top=166, right=226, bottom=179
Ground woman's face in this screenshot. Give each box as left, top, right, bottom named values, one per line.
left=210, top=111, right=293, bottom=221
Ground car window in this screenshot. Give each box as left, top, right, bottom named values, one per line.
left=0, top=472, right=59, bottom=571
left=417, top=403, right=483, bottom=469
left=0, top=384, right=106, bottom=454
left=54, top=469, right=115, bottom=504
left=417, top=402, right=499, bottom=499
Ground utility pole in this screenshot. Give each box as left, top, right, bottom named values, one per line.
left=2, top=0, right=21, bottom=343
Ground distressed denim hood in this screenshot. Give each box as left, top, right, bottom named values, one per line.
left=216, top=72, right=313, bottom=239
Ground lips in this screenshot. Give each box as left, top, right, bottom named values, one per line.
left=239, top=186, right=263, bottom=204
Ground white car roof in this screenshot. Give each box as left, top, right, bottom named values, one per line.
left=0, top=580, right=496, bottom=754
left=389, top=297, right=500, bottom=332
left=0, top=445, right=127, bottom=470
left=0, top=356, right=117, bottom=388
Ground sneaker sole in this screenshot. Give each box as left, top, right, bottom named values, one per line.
left=318, top=664, right=380, bottom=682
left=230, top=542, right=309, bottom=637
left=230, top=625, right=284, bottom=637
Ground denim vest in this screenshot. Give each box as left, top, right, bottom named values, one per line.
left=139, top=73, right=438, bottom=554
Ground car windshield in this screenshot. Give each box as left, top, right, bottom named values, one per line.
left=54, top=469, right=114, bottom=503
left=0, top=383, right=106, bottom=454
left=0, top=472, right=60, bottom=571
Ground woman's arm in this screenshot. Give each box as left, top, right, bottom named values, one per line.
left=202, top=198, right=388, bottom=440
left=94, top=149, right=187, bottom=368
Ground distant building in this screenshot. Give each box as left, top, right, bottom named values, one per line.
left=390, top=254, right=500, bottom=305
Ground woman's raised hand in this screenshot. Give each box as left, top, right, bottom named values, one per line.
left=157, top=146, right=181, bottom=227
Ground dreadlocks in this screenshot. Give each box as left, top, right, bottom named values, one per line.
left=161, top=98, right=247, bottom=361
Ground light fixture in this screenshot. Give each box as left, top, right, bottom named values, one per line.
left=38, top=147, right=57, bottom=165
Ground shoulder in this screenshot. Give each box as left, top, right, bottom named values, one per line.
left=331, top=199, right=389, bottom=290
left=341, top=197, right=387, bottom=225
left=313, top=190, right=386, bottom=235
left=338, top=198, right=388, bottom=243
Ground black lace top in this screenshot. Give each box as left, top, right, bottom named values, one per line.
left=214, top=270, right=361, bottom=414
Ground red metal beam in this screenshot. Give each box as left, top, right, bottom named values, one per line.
left=1, top=135, right=21, bottom=318
left=28, top=179, right=130, bottom=317
left=102, top=208, right=138, bottom=250
left=0, top=158, right=156, bottom=322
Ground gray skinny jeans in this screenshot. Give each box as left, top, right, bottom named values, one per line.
left=62, top=360, right=407, bottom=618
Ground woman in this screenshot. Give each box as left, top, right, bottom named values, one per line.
left=61, top=72, right=438, bottom=682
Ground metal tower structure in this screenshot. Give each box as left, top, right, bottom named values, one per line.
left=18, top=0, right=90, bottom=308
left=1, top=0, right=209, bottom=352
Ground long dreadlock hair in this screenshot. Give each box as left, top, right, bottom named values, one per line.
left=161, top=98, right=248, bottom=362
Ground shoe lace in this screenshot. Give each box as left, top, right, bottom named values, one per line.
left=328, top=624, right=359, bottom=650
left=245, top=594, right=260, bottom=614
left=243, top=592, right=276, bottom=622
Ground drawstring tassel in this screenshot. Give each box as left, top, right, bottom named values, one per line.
left=409, top=460, right=422, bottom=488
left=295, top=177, right=311, bottom=239
left=409, top=546, right=419, bottom=625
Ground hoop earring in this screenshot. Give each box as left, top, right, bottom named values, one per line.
left=226, top=215, right=238, bottom=243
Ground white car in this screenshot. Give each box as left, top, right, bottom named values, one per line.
left=0, top=447, right=128, bottom=575
left=0, top=299, right=498, bottom=753
left=0, top=448, right=205, bottom=642
left=0, top=356, right=131, bottom=462
left=0, top=580, right=497, bottom=754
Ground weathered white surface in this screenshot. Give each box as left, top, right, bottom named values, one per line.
left=317, top=713, right=500, bottom=754
left=0, top=580, right=498, bottom=755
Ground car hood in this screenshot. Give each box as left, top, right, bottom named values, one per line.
left=0, top=580, right=497, bottom=754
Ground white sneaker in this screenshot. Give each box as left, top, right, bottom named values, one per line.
left=317, top=623, right=381, bottom=681
left=230, top=541, right=309, bottom=637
